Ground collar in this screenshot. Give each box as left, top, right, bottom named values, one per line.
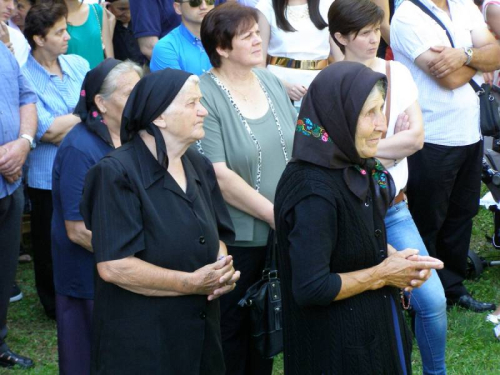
left=132, top=135, right=201, bottom=202
left=25, top=53, right=79, bottom=93
left=418, top=0, right=458, bottom=11
left=178, top=23, right=201, bottom=45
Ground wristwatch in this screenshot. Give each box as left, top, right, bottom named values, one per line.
left=463, top=47, right=473, bottom=66
left=20, top=134, right=36, bottom=150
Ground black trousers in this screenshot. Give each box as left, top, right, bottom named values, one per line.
left=219, top=245, right=273, bottom=375
left=28, top=187, right=55, bottom=318
left=407, top=140, right=483, bottom=298
left=0, top=187, right=23, bottom=350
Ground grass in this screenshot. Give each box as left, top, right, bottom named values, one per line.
left=3, top=185, right=500, bottom=374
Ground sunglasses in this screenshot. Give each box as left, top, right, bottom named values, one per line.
left=176, top=0, right=215, bottom=6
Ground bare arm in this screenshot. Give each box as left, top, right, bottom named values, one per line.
left=65, top=220, right=93, bottom=252
left=213, top=162, right=275, bottom=229
left=102, top=7, right=115, bottom=58
left=415, top=48, right=477, bottom=90
left=371, top=0, right=390, bottom=45
left=40, top=114, right=80, bottom=144
left=486, top=5, right=500, bottom=37
left=335, top=249, right=443, bottom=301
left=97, top=255, right=239, bottom=299
left=375, top=100, right=424, bottom=159
left=137, top=36, right=158, bottom=60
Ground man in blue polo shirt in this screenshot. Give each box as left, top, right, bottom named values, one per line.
left=150, top=0, right=214, bottom=75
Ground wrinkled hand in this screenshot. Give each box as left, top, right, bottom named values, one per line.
left=286, top=83, right=307, bottom=102
left=192, top=255, right=240, bottom=299
left=379, top=249, right=443, bottom=291
left=428, top=46, right=467, bottom=78
left=3, top=170, right=22, bottom=184
left=0, top=139, right=30, bottom=176
left=208, top=256, right=241, bottom=301
left=393, top=112, right=410, bottom=134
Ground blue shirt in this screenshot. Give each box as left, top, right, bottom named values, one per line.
left=52, top=123, right=113, bottom=299
left=129, top=0, right=181, bottom=39
left=150, top=23, right=212, bottom=75
left=0, top=43, right=37, bottom=199
left=22, top=54, right=89, bottom=190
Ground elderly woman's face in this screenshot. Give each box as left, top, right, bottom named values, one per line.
left=354, top=87, right=386, bottom=159
left=38, top=17, right=70, bottom=56
left=157, top=81, right=208, bottom=144
left=101, top=71, right=141, bottom=128
left=224, top=22, right=262, bottom=67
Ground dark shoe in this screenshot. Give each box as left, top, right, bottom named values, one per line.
left=0, top=349, right=34, bottom=369
left=447, top=294, right=496, bottom=313
left=9, top=284, right=23, bottom=303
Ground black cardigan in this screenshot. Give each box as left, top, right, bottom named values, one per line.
left=274, top=161, right=412, bottom=375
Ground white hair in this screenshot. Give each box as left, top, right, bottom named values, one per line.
left=97, top=60, right=144, bottom=101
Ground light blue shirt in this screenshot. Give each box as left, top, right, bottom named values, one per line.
left=150, top=23, right=212, bottom=75
left=22, top=53, right=89, bottom=190
left=0, top=43, right=37, bottom=199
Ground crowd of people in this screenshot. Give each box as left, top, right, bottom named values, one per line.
left=0, top=0, right=499, bottom=373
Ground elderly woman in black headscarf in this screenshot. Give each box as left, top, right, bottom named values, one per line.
left=51, top=58, right=142, bottom=375
left=274, top=61, right=444, bottom=375
left=80, top=68, right=239, bottom=375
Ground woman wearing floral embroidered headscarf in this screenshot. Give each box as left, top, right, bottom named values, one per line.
left=51, top=58, right=142, bottom=375
left=274, top=61, right=444, bottom=375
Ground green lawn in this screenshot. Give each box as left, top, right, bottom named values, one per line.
left=3, top=191, right=500, bottom=374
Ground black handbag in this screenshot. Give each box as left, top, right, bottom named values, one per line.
left=410, top=0, right=500, bottom=137
left=238, top=230, right=283, bottom=359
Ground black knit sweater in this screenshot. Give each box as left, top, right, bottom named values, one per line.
left=274, top=161, right=412, bottom=375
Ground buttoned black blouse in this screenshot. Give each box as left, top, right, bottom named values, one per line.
left=81, top=135, right=235, bottom=375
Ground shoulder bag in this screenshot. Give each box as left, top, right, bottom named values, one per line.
left=238, top=230, right=283, bottom=359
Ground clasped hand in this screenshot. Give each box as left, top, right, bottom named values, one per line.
left=380, top=248, right=444, bottom=292
left=192, top=255, right=241, bottom=301
left=0, top=139, right=30, bottom=183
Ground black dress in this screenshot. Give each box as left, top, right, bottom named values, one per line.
left=274, top=161, right=412, bottom=375
left=81, top=135, right=235, bottom=375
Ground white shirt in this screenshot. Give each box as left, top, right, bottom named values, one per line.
left=390, top=0, right=486, bottom=146
left=6, top=24, right=30, bottom=67
left=256, top=0, right=333, bottom=105
left=372, top=58, right=418, bottom=193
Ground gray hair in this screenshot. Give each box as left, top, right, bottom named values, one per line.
left=97, top=60, right=144, bottom=101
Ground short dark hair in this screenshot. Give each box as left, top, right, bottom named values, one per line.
left=328, top=0, right=384, bottom=54
left=24, top=2, right=68, bottom=50
left=201, top=3, right=259, bottom=68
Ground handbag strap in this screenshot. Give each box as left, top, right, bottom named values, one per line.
left=263, top=229, right=278, bottom=276
left=382, top=60, right=392, bottom=139
left=408, top=0, right=480, bottom=92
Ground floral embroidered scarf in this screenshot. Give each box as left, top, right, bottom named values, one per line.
left=292, top=61, right=395, bottom=218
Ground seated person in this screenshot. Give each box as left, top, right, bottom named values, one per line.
left=107, top=0, right=146, bottom=65
left=150, top=0, right=213, bottom=74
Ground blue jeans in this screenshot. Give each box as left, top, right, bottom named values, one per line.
left=385, top=201, right=447, bottom=375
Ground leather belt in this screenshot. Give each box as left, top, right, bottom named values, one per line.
left=267, top=55, right=328, bottom=70
left=390, top=190, right=406, bottom=207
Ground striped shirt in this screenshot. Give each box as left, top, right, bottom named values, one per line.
left=22, top=53, right=89, bottom=190
left=0, top=43, right=37, bottom=199
left=391, top=0, right=486, bottom=146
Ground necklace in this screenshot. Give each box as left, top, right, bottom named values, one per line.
left=215, top=71, right=255, bottom=102
left=201, top=71, right=290, bottom=192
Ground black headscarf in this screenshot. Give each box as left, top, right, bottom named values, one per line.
left=121, top=68, right=193, bottom=168
left=74, top=58, right=121, bottom=147
left=293, top=61, right=395, bottom=217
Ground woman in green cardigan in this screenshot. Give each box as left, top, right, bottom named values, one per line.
left=197, top=3, right=296, bottom=375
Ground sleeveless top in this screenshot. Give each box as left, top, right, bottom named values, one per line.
left=67, top=4, right=104, bottom=69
